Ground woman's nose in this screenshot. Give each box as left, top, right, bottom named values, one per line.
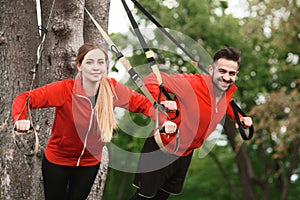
left=93, top=64, right=102, bottom=70
left=94, top=64, right=107, bottom=73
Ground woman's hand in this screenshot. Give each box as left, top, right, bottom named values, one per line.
left=14, top=119, right=31, bottom=132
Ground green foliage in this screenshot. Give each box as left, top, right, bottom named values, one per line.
left=249, top=87, right=300, bottom=196
left=169, top=146, right=241, bottom=200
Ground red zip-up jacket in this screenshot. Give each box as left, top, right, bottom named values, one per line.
left=144, top=72, right=238, bottom=156
left=12, top=78, right=154, bottom=166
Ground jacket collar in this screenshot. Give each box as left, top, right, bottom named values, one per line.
left=73, top=77, right=87, bottom=97
left=203, top=74, right=237, bottom=102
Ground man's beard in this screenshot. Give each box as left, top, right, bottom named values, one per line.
left=212, top=77, right=233, bottom=93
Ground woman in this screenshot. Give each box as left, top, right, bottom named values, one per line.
left=12, top=43, right=177, bottom=200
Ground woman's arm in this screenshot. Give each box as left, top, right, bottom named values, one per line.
left=12, top=80, right=70, bottom=121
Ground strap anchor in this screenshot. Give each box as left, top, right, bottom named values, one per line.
left=38, top=25, right=48, bottom=34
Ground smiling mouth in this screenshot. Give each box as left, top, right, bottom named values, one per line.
left=221, top=82, right=229, bottom=87
left=219, top=79, right=232, bottom=89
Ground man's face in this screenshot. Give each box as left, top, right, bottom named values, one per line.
left=209, top=58, right=239, bottom=93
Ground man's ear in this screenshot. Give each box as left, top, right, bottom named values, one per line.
left=209, top=65, right=213, bottom=75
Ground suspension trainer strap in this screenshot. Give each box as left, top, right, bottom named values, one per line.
left=13, top=0, right=56, bottom=156
left=13, top=96, right=39, bottom=156
left=31, top=0, right=55, bottom=88
left=121, top=0, right=180, bottom=153
left=130, top=0, right=209, bottom=74
left=36, top=0, right=43, bottom=37
left=121, top=0, right=173, bottom=101
left=230, top=100, right=254, bottom=140
left=121, top=0, right=179, bottom=115
left=85, top=8, right=168, bottom=117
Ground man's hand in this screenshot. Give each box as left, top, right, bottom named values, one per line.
left=160, top=100, right=177, bottom=112
left=236, top=117, right=253, bottom=128
left=161, top=121, right=177, bottom=134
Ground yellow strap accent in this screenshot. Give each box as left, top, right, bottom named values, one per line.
left=145, top=50, right=154, bottom=58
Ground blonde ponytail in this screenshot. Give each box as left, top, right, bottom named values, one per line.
left=94, top=76, right=117, bottom=142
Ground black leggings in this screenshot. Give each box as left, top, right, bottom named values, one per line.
left=42, top=156, right=100, bottom=200
left=129, top=189, right=170, bottom=200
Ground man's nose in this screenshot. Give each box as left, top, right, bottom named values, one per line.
left=222, top=72, right=230, bottom=81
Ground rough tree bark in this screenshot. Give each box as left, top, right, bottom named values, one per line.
left=0, top=0, right=110, bottom=199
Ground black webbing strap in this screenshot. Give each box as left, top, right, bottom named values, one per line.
left=121, top=0, right=173, bottom=101
left=85, top=8, right=170, bottom=117
left=121, top=0, right=179, bottom=121
left=130, top=0, right=209, bottom=74
left=230, top=100, right=254, bottom=140
left=121, top=0, right=180, bottom=153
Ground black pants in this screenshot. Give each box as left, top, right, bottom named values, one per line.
left=42, top=155, right=100, bottom=200
left=132, top=135, right=193, bottom=199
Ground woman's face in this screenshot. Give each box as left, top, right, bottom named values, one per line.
left=78, top=48, right=108, bottom=84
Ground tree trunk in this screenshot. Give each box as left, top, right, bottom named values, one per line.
left=84, top=1, right=111, bottom=198
left=0, top=0, right=110, bottom=199
left=224, top=117, right=259, bottom=200
left=84, top=0, right=110, bottom=45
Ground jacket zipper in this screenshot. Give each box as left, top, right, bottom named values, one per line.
left=215, top=97, right=218, bottom=113
left=76, top=95, right=94, bottom=167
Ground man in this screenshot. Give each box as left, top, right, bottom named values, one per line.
left=129, top=47, right=253, bottom=200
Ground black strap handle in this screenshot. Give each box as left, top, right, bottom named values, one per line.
left=158, top=126, right=179, bottom=153
left=230, top=100, right=254, bottom=140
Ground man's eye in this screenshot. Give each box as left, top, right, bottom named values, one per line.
left=229, top=72, right=236, bottom=76
left=218, top=69, right=226, bottom=73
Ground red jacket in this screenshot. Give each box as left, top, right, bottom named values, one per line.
left=12, top=78, right=153, bottom=166
left=144, top=72, right=238, bottom=156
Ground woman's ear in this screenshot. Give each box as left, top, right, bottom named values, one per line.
left=76, top=63, right=81, bottom=71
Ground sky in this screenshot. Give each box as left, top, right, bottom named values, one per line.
left=108, top=0, right=249, bottom=33
left=108, top=0, right=134, bottom=33
left=107, top=0, right=249, bottom=80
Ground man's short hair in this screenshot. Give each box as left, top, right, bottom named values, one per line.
left=213, top=47, right=241, bottom=66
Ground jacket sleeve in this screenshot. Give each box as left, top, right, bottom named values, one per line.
left=12, top=80, right=70, bottom=121
left=144, top=72, right=191, bottom=123
left=226, top=101, right=243, bottom=121
left=113, top=80, right=153, bottom=117
left=144, top=72, right=192, bottom=101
